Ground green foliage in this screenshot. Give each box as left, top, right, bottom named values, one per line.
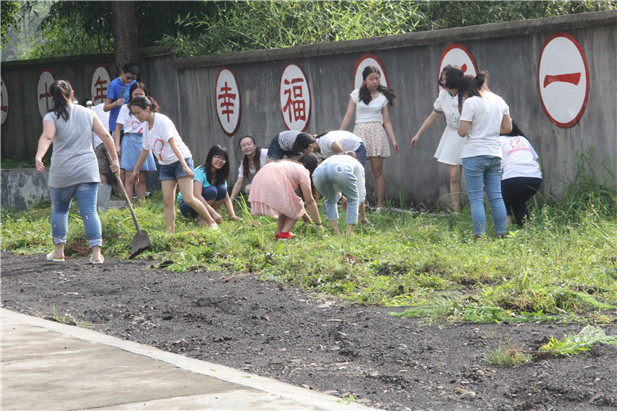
left=14, top=1, right=615, bottom=59
left=485, top=340, right=532, bottom=367
left=160, top=0, right=617, bottom=57
left=1, top=1, right=20, bottom=47
left=539, top=325, right=617, bottom=356
left=160, top=1, right=423, bottom=56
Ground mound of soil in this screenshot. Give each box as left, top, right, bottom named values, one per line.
left=2, top=251, right=616, bottom=410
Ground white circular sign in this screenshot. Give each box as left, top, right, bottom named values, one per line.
left=354, top=53, right=389, bottom=90
left=438, top=44, right=477, bottom=92
left=215, top=67, right=241, bottom=136
left=91, top=65, right=111, bottom=106
left=37, top=69, right=56, bottom=118
left=279, top=63, right=311, bottom=132
left=1, top=77, right=8, bottom=125
left=538, top=32, right=589, bottom=128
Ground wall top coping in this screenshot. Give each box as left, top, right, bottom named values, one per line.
left=174, top=10, right=617, bottom=69
left=1, top=45, right=174, bottom=69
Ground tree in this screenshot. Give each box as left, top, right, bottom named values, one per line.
left=1, top=1, right=21, bottom=47
left=111, top=1, right=139, bottom=71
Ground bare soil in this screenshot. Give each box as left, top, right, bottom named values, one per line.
left=2, top=250, right=616, bottom=410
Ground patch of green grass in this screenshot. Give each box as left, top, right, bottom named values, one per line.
left=2, top=152, right=617, bottom=325
left=485, top=340, right=533, bottom=367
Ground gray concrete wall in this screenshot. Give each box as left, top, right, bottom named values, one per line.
left=1, top=169, right=50, bottom=210
left=2, top=11, right=616, bottom=208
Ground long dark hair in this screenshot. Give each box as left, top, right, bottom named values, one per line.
left=127, top=82, right=149, bottom=105
left=291, top=132, right=315, bottom=153
left=128, top=95, right=160, bottom=113
left=358, top=66, right=395, bottom=106
left=458, top=74, right=482, bottom=112
left=298, top=152, right=320, bottom=198
left=239, top=135, right=262, bottom=180
left=49, top=80, right=73, bottom=120
left=204, top=145, right=230, bottom=186
left=501, top=121, right=527, bottom=138
left=442, top=65, right=464, bottom=89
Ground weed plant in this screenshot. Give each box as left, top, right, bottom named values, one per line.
left=2, top=159, right=616, bottom=325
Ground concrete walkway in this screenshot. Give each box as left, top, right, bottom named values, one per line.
left=1, top=309, right=375, bottom=410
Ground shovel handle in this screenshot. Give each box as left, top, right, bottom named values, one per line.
left=114, top=171, right=142, bottom=232
left=105, top=152, right=142, bottom=232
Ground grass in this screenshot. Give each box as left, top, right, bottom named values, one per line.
left=2, top=150, right=617, bottom=326
left=485, top=340, right=533, bottom=367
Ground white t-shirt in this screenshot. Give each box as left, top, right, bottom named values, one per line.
left=238, top=148, right=268, bottom=178
left=460, top=93, right=510, bottom=159
left=116, top=105, right=145, bottom=134
left=277, top=130, right=303, bottom=151
left=499, top=136, right=542, bottom=180
left=142, top=113, right=192, bottom=165
left=350, top=89, right=388, bottom=123
left=433, top=89, right=460, bottom=130
left=91, top=103, right=109, bottom=147
left=316, top=130, right=362, bottom=158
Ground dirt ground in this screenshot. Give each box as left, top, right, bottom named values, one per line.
left=2, top=250, right=616, bottom=410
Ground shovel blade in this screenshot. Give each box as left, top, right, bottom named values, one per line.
left=130, top=229, right=151, bottom=259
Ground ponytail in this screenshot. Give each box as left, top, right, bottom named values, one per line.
left=49, top=80, right=73, bottom=121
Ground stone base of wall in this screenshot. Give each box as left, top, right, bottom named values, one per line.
left=1, top=169, right=161, bottom=211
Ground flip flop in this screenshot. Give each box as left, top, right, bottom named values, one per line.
left=90, top=256, right=104, bottom=265
left=46, top=252, right=65, bottom=262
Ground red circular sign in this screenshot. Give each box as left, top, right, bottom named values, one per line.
left=279, top=63, right=311, bottom=132
left=437, top=44, right=478, bottom=93
left=537, top=32, right=589, bottom=128
left=353, top=53, right=389, bottom=90
left=215, top=67, right=241, bottom=137
left=37, top=69, right=56, bottom=118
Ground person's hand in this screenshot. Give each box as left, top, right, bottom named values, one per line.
left=110, top=160, right=120, bottom=174
left=182, top=164, right=194, bottom=178
left=341, top=196, right=348, bottom=212
left=116, top=98, right=125, bottom=107
left=35, top=157, right=45, bottom=172
left=230, top=215, right=241, bottom=221
left=302, top=213, right=312, bottom=224
left=315, top=223, right=324, bottom=230
left=411, top=135, right=419, bottom=148
left=392, top=141, right=400, bottom=154
left=132, top=169, right=140, bottom=184
left=212, top=212, right=223, bottom=224
left=115, top=145, right=121, bottom=157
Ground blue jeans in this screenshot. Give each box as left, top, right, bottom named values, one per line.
left=462, top=156, right=507, bottom=236
left=50, top=183, right=102, bottom=248
left=179, top=184, right=227, bottom=218
left=313, top=162, right=360, bottom=224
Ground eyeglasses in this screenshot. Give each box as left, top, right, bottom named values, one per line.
left=213, top=155, right=227, bottom=162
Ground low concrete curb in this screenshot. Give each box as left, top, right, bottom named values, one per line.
left=1, top=309, right=375, bottom=410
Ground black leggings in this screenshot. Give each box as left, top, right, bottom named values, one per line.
left=501, top=177, right=542, bottom=226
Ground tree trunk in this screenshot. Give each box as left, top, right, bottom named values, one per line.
left=111, top=1, right=139, bottom=75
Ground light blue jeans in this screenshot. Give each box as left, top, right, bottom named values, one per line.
left=49, top=183, right=102, bottom=248
left=313, top=162, right=360, bottom=224
left=462, top=155, right=507, bottom=236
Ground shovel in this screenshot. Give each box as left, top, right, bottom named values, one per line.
left=108, top=153, right=151, bottom=258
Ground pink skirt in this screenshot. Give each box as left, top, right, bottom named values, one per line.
left=249, top=164, right=305, bottom=219
left=353, top=122, right=390, bottom=157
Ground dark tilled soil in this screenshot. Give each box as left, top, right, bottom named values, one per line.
left=2, top=250, right=616, bottom=410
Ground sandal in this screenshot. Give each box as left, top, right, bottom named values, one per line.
left=46, top=252, right=65, bottom=262
left=90, top=256, right=104, bottom=265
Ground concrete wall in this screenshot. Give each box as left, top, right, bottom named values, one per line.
left=2, top=11, right=616, bottom=208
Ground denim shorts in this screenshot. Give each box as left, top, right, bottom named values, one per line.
left=267, top=135, right=297, bottom=160
left=159, top=158, right=194, bottom=181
